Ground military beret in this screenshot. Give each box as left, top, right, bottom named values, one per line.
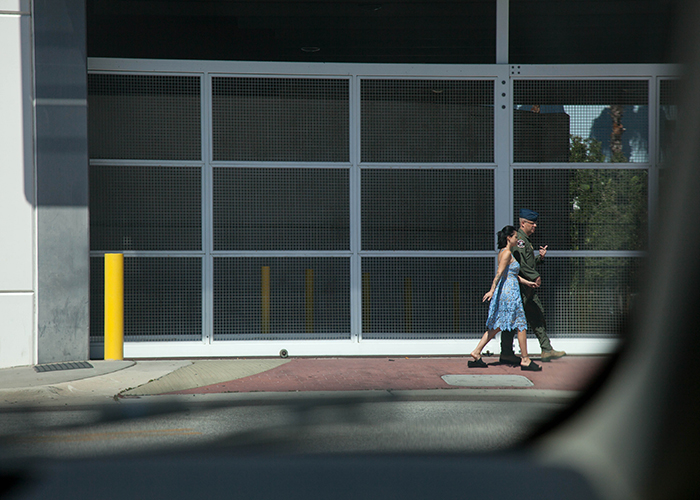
left=519, top=209, right=539, bottom=221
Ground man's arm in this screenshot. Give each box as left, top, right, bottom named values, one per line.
left=535, top=245, right=547, bottom=265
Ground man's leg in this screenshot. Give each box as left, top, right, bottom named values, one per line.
left=499, top=329, right=519, bottom=365
left=523, top=292, right=565, bottom=360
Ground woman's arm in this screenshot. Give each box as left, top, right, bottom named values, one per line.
left=483, top=249, right=511, bottom=302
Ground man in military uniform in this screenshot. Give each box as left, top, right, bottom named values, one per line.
left=499, top=209, right=566, bottom=364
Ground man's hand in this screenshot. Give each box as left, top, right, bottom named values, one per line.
left=539, top=245, right=548, bottom=258
left=535, top=276, right=541, bottom=287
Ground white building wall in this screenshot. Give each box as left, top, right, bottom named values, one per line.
left=0, top=0, right=35, bottom=368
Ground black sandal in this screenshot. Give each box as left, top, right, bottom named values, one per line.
left=521, top=360, right=542, bottom=371
left=468, top=358, right=488, bottom=368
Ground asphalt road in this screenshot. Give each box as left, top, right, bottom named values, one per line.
left=0, top=398, right=565, bottom=459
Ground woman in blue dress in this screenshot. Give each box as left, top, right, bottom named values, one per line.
left=469, top=226, right=542, bottom=371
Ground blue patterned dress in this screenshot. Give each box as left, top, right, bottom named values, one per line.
left=486, top=258, right=528, bottom=332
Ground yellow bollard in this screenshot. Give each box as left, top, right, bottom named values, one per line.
left=362, top=273, right=371, bottom=334
left=404, top=277, right=413, bottom=334
left=261, top=266, right=271, bottom=334
left=104, top=253, right=124, bottom=360
left=453, top=282, right=460, bottom=333
left=305, top=269, right=314, bottom=334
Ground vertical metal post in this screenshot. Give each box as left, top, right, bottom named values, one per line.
left=496, top=0, right=509, bottom=64
left=104, top=253, right=124, bottom=360
left=261, top=266, right=271, bottom=334
left=202, top=72, right=213, bottom=345
left=350, top=75, right=362, bottom=344
left=648, top=76, right=659, bottom=237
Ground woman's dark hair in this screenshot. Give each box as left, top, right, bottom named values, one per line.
left=497, top=225, right=517, bottom=249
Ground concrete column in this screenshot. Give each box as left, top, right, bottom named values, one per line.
left=34, top=0, right=90, bottom=363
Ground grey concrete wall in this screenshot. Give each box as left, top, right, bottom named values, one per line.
left=34, top=0, right=90, bottom=363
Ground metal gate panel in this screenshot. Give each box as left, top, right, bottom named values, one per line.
left=513, top=169, right=648, bottom=252
left=211, top=76, right=349, bottom=162
left=361, top=169, right=494, bottom=251
left=533, top=256, right=644, bottom=338
left=91, top=256, right=202, bottom=342
left=659, top=78, right=679, bottom=164
left=513, top=79, right=649, bottom=163
left=213, top=257, right=350, bottom=340
left=212, top=167, right=349, bottom=251
left=88, top=74, right=201, bottom=161
left=85, top=59, right=680, bottom=356
left=361, top=257, right=493, bottom=339
left=90, top=165, right=202, bottom=251
left=360, top=78, right=494, bottom=163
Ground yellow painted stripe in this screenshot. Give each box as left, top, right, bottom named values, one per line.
left=404, top=277, right=413, bottom=334
left=261, top=266, right=270, bottom=334
left=305, top=269, right=314, bottom=334
left=362, top=273, right=370, bottom=333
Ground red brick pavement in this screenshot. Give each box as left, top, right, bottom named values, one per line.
left=168, top=356, right=610, bottom=395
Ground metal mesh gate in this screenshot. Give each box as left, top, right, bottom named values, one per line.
left=88, top=74, right=201, bottom=161
left=213, top=257, right=350, bottom=340
left=213, top=168, right=349, bottom=251
left=212, top=77, right=349, bottom=162
left=88, top=72, right=203, bottom=343
left=361, top=169, right=493, bottom=251
left=86, top=62, right=673, bottom=351
left=361, top=257, right=493, bottom=339
left=360, top=79, right=494, bottom=163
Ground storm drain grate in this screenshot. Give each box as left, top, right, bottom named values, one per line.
left=34, top=361, right=94, bottom=373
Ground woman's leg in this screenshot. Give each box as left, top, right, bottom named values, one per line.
left=471, top=328, right=499, bottom=360
left=517, top=328, right=541, bottom=370
left=517, top=329, right=531, bottom=366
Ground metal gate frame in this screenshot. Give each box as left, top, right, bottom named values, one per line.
left=88, top=58, right=679, bottom=358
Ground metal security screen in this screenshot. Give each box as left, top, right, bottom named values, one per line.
left=124, top=258, right=202, bottom=341
left=362, top=169, right=493, bottom=251
left=537, top=257, right=643, bottom=337
left=212, top=77, right=349, bottom=162
left=88, top=72, right=204, bottom=344
left=86, top=60, right=675, bottom=355
left=513, top=80, right=649, bottom=163
left=88, top=74, right=201, bottom=161
left=214, top=257, right=350, bottom=340
left=90, top=257, right=202, bottom=341
left=361, top=258, right=493, bottom=338
left=361, top=79, right=494, bottom=163
left=89, top=257, right=104, bottom=343
left=213, top=168, right=349, bottom=251
left=90, top=165, right=202, bottom=251
left=513, top=169, right=648, bottom=251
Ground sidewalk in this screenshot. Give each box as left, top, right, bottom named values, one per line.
left=0, top=355, right=609, bottom=408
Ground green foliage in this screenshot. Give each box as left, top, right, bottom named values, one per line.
left=569, top=135, right=646, bottom=252
left=569, top=135, right=606, bottom=163
left=569, top=169, right=647, bottom=252
left=567, top=136, right=646, bottom=322
left=569, top=135, right=627, bottom=163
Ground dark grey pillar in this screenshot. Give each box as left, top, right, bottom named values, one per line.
left=34, top=0, right=90, bottom=363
